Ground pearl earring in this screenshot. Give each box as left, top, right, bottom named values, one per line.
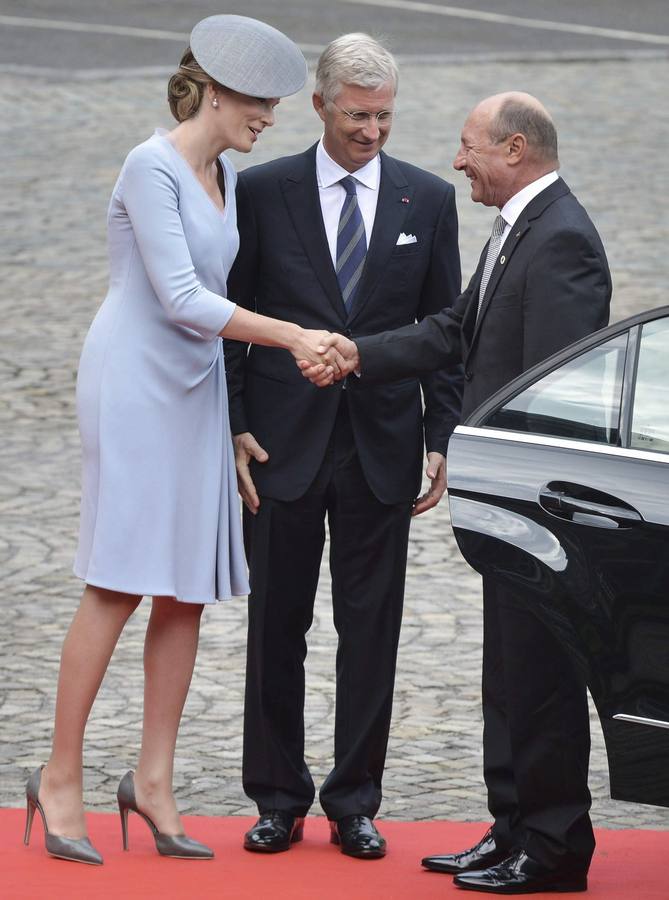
left=212, top=97, right=219, bottom=109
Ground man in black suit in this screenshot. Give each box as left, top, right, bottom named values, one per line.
left=305, top=92, right=611, bottom=892
left=224, top=33, right=462, bottom=859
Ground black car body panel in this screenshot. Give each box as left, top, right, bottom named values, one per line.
left=447, top=306, right=669, bottom=808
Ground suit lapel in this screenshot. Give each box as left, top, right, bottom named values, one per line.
left=456, top=245, right=488, bottom=365
left=471, top=177, right=571, bottom=344
left=347, top=153, right=413, bottom=326
left=280, top=145, right=348, bottom=324
left=471, top=221, right=529, bottom=343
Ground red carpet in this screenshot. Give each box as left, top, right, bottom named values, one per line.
left=1, top=810, right=667, bottom=899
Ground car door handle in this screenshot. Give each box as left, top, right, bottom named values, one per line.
left=539, top=488, right=643, bottom=526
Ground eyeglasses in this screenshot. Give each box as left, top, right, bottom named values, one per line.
left=330, top=101, right=395, bottom=125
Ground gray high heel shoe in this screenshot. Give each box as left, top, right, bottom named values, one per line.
left=117, top=771, right=214, bottom=859
left=24, top=766, right=103, bottom=865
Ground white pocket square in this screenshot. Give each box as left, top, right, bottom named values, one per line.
left=396, top=232, right=417, bottom=245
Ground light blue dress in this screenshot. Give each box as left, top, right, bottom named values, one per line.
left=74, top=131, right=249, bottom=603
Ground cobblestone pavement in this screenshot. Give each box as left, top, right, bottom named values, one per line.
left=1, top=57, right=669, bottom=835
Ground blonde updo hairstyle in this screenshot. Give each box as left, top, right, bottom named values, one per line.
left=167, top=47, right=224, bottom=122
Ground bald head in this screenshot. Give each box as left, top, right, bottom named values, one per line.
left=454, top=92, right=559, bottom=209
left=481, top=92, right=558, bottom=166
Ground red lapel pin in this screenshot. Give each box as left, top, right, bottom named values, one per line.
left=401, top=196, right=410, bottom=203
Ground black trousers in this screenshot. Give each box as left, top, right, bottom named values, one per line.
left=242, top=401, right=413, bottom=820
left=482, top=577, right=594, bottom=870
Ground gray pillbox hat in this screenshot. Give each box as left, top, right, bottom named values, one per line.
left=190, top=14, right=308, bottom=99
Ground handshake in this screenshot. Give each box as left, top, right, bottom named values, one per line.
left=292, top=330, right=360, bottom=387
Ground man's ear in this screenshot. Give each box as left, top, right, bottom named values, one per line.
left=312, top=92, right=327, bottom=122
left=507, top=132, right=527, bottom=166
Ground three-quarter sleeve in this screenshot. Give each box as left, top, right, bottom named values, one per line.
left=118, top=144, right=236, bottom=340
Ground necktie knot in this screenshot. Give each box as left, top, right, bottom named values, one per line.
left=340, top=175, right=358, bottom=196
left=491, top=214, right=506, bottom=237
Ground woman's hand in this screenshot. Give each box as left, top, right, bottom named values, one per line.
left=296, top=333, right=360, bottom=386
left=221, top=312, right=346, bottom=378
left=289, top=328, right=343, bottom=375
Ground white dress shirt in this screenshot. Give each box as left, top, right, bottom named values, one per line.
left=316, top=138, right=381, bottom=266
left=499, top=171, right=559, bottom=248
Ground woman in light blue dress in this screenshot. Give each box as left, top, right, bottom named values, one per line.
left=24, top=16, right=330, bottom=865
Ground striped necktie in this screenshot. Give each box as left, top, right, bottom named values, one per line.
left=336, top=175, right=367, bottom=311
left=477, top=214, right=507, bottom=318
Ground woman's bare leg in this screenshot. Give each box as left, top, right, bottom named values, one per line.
left=133, top=597, right=204, bottom=834
left=39, top=585, right=142, bottom=837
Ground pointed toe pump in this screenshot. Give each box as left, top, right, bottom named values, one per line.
left=117, top=771, right=214, bottom=859
left=24, top=766, right=103, bottom=865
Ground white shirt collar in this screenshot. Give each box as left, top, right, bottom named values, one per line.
left=500, top=171, right=559, bottom=228
left=316, top=137, right=380, bottom=191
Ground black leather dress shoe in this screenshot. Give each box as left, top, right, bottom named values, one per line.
left=330, top=815, right=386, bottom=859
left=453, top=849, right=588, bottom=893
left=422, top=828, right=510, bottom=874
left=243, top=811, right=304, bottom=853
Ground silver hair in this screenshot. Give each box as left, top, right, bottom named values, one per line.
left=314, top=33, right=399, bottom=104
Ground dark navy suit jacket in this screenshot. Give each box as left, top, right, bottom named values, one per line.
left=225, top=144, right=463, bottom=504
left=357, top=177, right=612, bottom=421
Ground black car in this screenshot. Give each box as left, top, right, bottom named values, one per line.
left=447, top=305, right=669, bottom=808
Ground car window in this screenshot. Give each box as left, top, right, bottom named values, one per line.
left=630, top=318, right=669, bottom=454
left=484, top=333, right=627, bottom=443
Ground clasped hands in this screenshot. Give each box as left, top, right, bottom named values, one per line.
left=292, top=329, right=359, bottom=387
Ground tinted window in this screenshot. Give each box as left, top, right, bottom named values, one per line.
left=630, top=318, right=669, bottom=454
left=485, top=333, right=627, bottom=443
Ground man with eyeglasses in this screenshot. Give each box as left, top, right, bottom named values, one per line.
left=225, top=33, right=462, bottom=859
